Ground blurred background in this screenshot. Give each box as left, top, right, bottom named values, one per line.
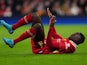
left=0, top=0, right=87, bottom=24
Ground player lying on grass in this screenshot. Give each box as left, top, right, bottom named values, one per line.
left=0, top=8, right=85, bottom=54
left=42, top=16, right=85, bottom=54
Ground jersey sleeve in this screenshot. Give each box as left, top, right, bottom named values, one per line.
left=58, top=39, right=76, bottom=53
left=50, top=27, right=63, bottom=39
left=42, top=44, right=51, bottom=54
left=31, top=39, right=43, bottom=54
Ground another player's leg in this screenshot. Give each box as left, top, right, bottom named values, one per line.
left=0, top=14, right=32, bottom=34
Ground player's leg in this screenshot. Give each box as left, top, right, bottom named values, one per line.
left=3, top=26, right=36, bottom=48
left=14, top=23, right=44, bottom=44
left=0, top=14, right=32, bottom=34
left=0, top=20, right=13, bottom=34
left=12, top=14, right=32, bottom=30
left=32, top=13, right=43, bottom=26
left=3, top=23, right=44, bottom=48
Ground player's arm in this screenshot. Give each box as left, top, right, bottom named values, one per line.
left=49, top=15, right=63, bottom=39
left=47, top=8, right=63, bottom=39
left=52, top=32, right=63, bottom=39
left=47, top=8, right=56, bottom=26
left=47, top=8, right=53, bottom=18
left=31, top=39, right=43, bottom=54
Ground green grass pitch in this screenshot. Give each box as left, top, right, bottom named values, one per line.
left=0, top=25, right=87, bottom=65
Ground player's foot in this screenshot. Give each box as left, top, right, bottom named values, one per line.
left=0, top=20, right=13, bottom=34
left=49, top=15, right=56, bottom=27
left=3, top=38, right=14, bottom=48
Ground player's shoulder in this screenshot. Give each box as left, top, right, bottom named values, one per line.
left=69, top=40, right=78, bottom=49
left=61, top=38, right=69, bottom=42
left=63, top=38, right=77, bottom=49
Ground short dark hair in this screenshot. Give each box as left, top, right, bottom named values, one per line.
left=69, top=32, right=85, bottom=45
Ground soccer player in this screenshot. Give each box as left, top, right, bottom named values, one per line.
left=0, top=13, right=45, bottom=48
left=0, top=8, right=85, bottom=54
left=31, top=8, right=85, bottom=54
left=44, top=16, right=85, bottom=54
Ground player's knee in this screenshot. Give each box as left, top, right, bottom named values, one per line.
left=32, top=13, right=42, bottom=26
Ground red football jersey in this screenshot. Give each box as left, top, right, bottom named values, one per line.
left=31, top=38, right=49, bottom=54
left=49, top=38, right=77, bottom=53
left=31, top=38, right=77, bottom=54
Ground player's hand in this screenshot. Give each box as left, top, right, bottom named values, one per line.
left=49, top=15, right=56, bottom=26
left=50, top=15, right=56, bottom=23
left=52, top=50, right=63, bottom=54
left=47, top=8, right=53, bottom=18
left=52, top=50, right=59, bottom=54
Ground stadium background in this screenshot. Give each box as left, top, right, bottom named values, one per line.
left=0, top=0, right=87, bottom=24
left=0, top=0, right=87, bottom=65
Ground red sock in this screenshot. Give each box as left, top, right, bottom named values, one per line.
left=12, top=14, right=32, bottom=30
left=14, top=27, right=36, bottom=44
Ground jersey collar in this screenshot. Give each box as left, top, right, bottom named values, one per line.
left=69, top=40, right=78, bottom=49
